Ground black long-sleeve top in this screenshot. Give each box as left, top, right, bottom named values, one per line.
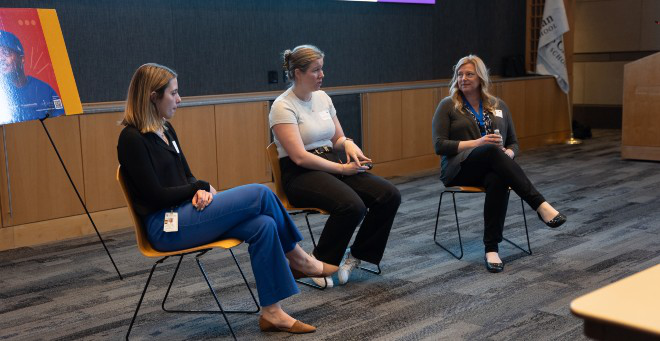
left=432, top=96, right=520, bottom=185
left=117, top=121, right=210, bottom=219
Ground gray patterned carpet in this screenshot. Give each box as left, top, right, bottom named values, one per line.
left=1, top=129, right=659, bottom=341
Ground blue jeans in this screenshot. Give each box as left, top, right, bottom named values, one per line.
left=145, top=184, right=302, bottom=307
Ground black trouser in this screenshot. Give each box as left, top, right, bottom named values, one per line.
left=448, top=144, right=545, bottom=253
left=280, top=153, right=401, bottom=266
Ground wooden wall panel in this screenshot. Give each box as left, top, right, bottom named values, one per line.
left=0, top=226, right=13, bottom=250
left=1, top=207, right=132, bottom=251
left=402, top=88, right=435, bottom=158
left=524, top=78, right=556, bottom=137
left=497, top=81, right=528, bottom=137
left=362, top=91, right=402, bottom=163
left=622, top=52, right=660, bottom=160
left=497, top=78, right=569, bottom=149
left=490, top=81, right=500, bottom=98
left=0, top=116, right=85, bottom=226
left=215, top=102, right=270, bottom=190
left=434, top=86, right=450, bottom=108
left=169, top=106, right=219, bottom=189
left=80, top=112, right=125, bottom=212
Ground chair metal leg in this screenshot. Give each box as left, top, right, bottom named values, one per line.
left=161, top=254, right=184, bottom=313
left=433, top=191, right=464, bottom=260
left=502, top=198, right=532, bottom=255
left=293, top=212, right=328, bottom=290
left=358, top=262, right=382, bottom=275
left=195, top=251, right=237, bottom=341
left=227, top=249, right=260, bottom=313
left=126, top=256, right=168, bottom=341
left=304, top=213, right=318, bottom=248
left=161, top=251, right=261, bottom=314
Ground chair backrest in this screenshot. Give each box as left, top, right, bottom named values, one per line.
left=116, top=165, right=162, bottom=257
left=266, top=142, right=293, bottom=209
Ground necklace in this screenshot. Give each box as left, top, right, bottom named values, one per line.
left=155, top=129, right=168, bottom=144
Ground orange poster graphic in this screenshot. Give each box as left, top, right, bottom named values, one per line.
left=0, top=8, right=81, bottom=125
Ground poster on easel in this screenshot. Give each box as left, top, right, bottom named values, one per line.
left=0, top=8, right=81, bottom=125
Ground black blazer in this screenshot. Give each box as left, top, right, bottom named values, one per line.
left=117, top=121, right=210, bottom=218
left=431, top=96, right=520, bottom=185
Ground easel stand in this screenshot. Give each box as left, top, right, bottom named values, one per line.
left=39, top=113, right=123, bottom=280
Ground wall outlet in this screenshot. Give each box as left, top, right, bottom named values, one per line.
left=268, top=70, right=278, bottom=84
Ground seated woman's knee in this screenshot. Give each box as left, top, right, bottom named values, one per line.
left=376, top=184, right=401, bottom=209
left=244, top=183, right=271, bottom=193
left=249, top=215, right=278, bottom=239
left=480, top=143, right=501, bottom=154
left=241, top=183, right=275, bottom=199
left=335, top=199, right=367, bottom=219
left=476, top=144, right=507, bottom=161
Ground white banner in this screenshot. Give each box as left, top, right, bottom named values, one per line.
left=536, top=0, right=570, bottom=93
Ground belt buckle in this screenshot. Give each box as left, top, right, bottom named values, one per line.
left=311, top=146, right=331, bottom=156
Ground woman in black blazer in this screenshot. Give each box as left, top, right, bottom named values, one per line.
left=432, top=55, right=566, bottom=273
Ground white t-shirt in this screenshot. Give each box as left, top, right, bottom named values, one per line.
left=269, top=87, right=337, bottom=158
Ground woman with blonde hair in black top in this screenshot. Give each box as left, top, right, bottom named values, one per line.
left=432, top=55, right=566, bottom=273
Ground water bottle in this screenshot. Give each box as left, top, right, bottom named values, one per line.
left=494, top=129, right=502, bottom=146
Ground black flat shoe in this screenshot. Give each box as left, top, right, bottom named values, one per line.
left=537, top=212, right=567, bottom=228
left=484, top=256, right=504, bottom=273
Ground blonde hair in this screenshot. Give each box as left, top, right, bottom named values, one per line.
left=282, top=45, right=324, bottom=83
left=122, top=63, right=177, bottom=133
left=449, top=55, right=498, bottom=113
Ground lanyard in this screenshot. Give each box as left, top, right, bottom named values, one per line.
left=462, top=94, right=484, bottom=127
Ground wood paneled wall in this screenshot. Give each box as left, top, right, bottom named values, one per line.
left=362, top=91, right=403, bottom=163
left=215, top=102, right=271, bottom=190
left=622, top=52, right=660, bottom=161
left=0, top=78, right=569, bottom=251
left=80, top=112, right=125, bottom=212
left=402, top=89, right=436, bottom=159
left=0, top=117, right=85, bottom=227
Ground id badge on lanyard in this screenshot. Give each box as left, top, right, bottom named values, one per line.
left=164, top=209, right=178, bottom=232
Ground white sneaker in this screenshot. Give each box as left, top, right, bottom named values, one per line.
left=338, top=253, right=361, bottom=285
left=311, top=275, right=334, bottom=288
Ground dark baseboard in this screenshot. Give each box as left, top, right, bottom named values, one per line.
left=573, top=105, right=622, bottom=129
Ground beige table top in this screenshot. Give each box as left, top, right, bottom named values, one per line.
left=570, top=263, right=660, bottom=335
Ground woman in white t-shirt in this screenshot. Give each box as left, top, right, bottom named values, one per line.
left=269, top=45, right=401, bottom=287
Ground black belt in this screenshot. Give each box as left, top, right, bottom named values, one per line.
left=307, top=146, right=333, bottom=156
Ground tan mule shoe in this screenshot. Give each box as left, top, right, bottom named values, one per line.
left=259, top=316, right=316, bottom=334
